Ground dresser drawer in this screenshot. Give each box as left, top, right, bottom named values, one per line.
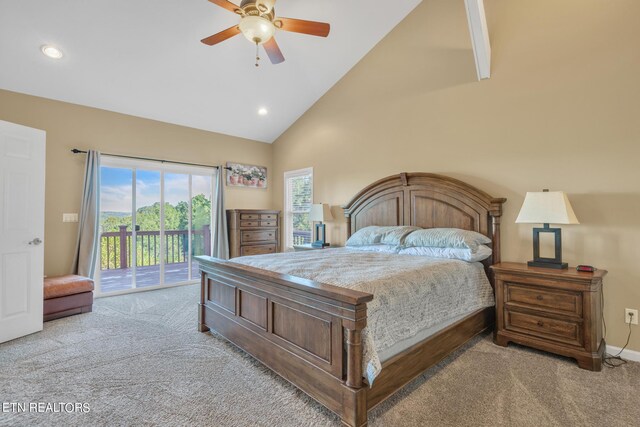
left=261, top=214, right=277, bottom=220
left=240, top=214, right=260, bottom=220
left=241, top=244, right=277, bottom=256
left=505, top=283, right=582, bottom=317
left=260, top=220, right=277, bottom=227
left=241, top=230, right=277, bottom=243
left=240, top=221, right=259, bottom=227
left=505, top=309, right=583, bottom=347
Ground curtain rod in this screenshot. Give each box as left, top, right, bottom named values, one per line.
left=71, top=149, right=232, bottom=170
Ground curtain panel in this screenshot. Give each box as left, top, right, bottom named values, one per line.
left=212, top=167, right=229, bottom=260
left=71, top=150, right=101, bottom=278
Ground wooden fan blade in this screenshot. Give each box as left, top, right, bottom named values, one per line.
left=263, top=37, right=285, bottom=64
left=201, top=26, right=241, bottom=45
left=207, top=0, right=241, bottom=14
left=276, top=17, right=330, bottom=37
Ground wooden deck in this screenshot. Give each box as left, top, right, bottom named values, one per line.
left=99, top=262, right=200, bottom=293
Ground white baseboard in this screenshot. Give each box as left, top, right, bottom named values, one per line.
left=606, top=345, right=640, bottom=362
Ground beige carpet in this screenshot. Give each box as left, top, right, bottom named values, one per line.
left=1, top=284, right=638, bottom=427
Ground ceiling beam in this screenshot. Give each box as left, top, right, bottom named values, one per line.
left=464, top=0, right=491, bottom=80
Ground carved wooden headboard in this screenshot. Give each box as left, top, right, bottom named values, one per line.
left=342, top=172, right=506, bottom=268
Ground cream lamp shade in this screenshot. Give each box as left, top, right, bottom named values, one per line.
left=309, top=203, right=333, bottom=222
left=515, top=191, right=579, bottom=225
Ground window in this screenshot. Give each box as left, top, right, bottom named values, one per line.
left=284, top=168, right=313, bottom=250
left=98, top=156, right=215, bottom=295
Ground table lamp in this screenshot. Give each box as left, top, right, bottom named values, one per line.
left=515, top=189, right=579, bottom=269
left=309, top=203, right=333, bottom=248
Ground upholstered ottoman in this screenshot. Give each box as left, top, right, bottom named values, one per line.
left=43, top=275, right=94, bottom=321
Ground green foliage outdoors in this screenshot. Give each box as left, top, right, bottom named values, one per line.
left=101, top=195, right=211, bottom=270
left=290, top=175, right=311, bottom=234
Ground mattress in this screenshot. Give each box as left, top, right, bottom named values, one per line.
left=231, top=247, right=495, bottom=385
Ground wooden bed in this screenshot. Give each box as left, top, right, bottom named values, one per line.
left=196, top=173, right=506, bottom=426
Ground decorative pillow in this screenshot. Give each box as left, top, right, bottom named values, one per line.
left=379, top=226, right=421, bottom=245
left=402, top=228, right=491, bottom=252
left=346, top=244, right=399, bottom=254
left=398, top=245, right=492, bottom=262
left=346, top=226, right=421, bottom=247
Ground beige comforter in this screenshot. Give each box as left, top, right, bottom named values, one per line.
left=231, top=247, right=494, bottom=384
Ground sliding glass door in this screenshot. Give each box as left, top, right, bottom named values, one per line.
left=135, top=169, right=161, bottom=287
left=191, top=175, right=213, bottom=279
left=99, top=167, right=135, bottom=293
left=98, top=157, right=215, bottom=296
left=164, top=173, right=190, bottom=285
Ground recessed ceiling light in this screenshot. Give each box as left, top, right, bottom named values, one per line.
left=41, top=45, right=63, bottom=59
left=258, top=108, right=268, bottom=116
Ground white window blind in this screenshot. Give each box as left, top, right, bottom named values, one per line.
left=284, top=168, right=313, bottom=250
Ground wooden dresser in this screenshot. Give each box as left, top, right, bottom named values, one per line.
left=227, top=209, right=280, bottom=258
left=491, top=262, right=607, bottom=371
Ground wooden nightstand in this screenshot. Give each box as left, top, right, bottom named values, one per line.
left=293, top=244, right=332, bottom=251
left=491, top=262, right=607, bottom=371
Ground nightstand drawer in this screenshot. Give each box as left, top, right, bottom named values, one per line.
left=241, top=230, right=277, bottom=243
left=505, top=309, right=583, bottom=347
left=505, top=283, right=582, bottom=317
left=241, top=244, right=276, bottom=256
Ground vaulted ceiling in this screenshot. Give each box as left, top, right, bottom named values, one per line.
left=0, top=0, right=422, bottom=142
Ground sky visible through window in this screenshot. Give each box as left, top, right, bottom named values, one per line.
left=101, top=167, right=212, bottom=213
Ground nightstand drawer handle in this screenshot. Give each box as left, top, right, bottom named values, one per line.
left=536, top=295, right=544, bottom=301
left=537, top=321, right=544, bottom=327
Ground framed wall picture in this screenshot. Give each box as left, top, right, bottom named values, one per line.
left=226, top=162, right=268, bottom=188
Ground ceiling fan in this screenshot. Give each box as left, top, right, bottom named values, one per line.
left=201, top=0, right=330, bottom=66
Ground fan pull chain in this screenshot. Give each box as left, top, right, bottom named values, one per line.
left=255, top=42, right=260, bottom=67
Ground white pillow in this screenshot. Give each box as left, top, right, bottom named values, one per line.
left=346, top=226, right=420, bottom=247
left=346, top=244, right=399, bottom=254
left=397, top=245, right=492, bottom=262
left=403, top=228, right=491, bottom=253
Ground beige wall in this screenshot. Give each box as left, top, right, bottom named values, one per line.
left=272, top=0, right=640, bottom=351
left=0, top=89, right=273, bottom=277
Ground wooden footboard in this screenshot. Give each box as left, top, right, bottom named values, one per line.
left=196, top=255, right=374, bottom=427
left=196, top=256, right=494, bottom=426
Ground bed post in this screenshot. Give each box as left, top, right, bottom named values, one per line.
left=198, top=271, right=209, bottom=332
left=341, top=303, right=368, bottom=427
left=345, top=328, right=363, bottom=388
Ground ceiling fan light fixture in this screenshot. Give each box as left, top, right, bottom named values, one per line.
left=256, top=0, right=276, bottom=13
left=239, top=15, right=275, bottom=45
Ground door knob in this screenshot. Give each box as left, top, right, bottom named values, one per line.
left=28, top=238, right=43, bottom=245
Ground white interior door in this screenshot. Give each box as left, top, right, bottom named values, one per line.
left=0, top=120, right=46, bottom=343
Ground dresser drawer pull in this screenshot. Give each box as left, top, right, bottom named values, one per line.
left=537, top=321, right=544, bottom=327
left=536, top=295, right=544, bottom=301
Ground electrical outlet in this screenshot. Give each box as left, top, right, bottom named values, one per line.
left=625, top=308, right=639, bottom=325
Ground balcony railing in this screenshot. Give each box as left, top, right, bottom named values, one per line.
left=293, top=230, right=312, bottom=245
left=101, top=225, right=211, bottom=270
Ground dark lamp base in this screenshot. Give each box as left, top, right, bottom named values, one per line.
left=527, top=260, right=568, bottom=270
left=312, top=223, right=329, bottom=248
